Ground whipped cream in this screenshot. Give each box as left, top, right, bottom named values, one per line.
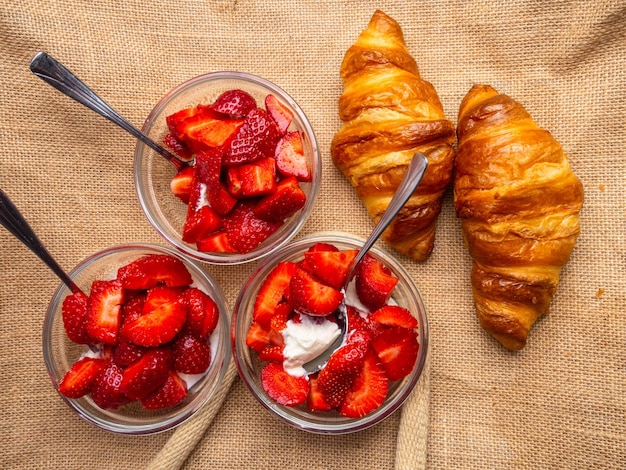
left=282, top=315, right=341, bottom=377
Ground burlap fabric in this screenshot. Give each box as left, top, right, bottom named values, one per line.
left=1, top=1, right=624, bottom=468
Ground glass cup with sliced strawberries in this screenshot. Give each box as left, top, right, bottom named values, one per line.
left=43, top=243, right=230, bottom=434
left=231, top=233, right=429, bottom=434
left=134, top=72, right=320, bottom=264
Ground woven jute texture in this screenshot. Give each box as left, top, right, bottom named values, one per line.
left=1, top=1, right=624, bottom=469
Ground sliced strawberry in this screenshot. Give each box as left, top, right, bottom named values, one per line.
left=253, top=176, right=306, bottom=222
left=58, top=357, right=106, bottom=399
left=371, top=327, right=419, bottom=381
left=173, top=106, right=245, bottom=150
left=224, top=108, right=280, bottom=165
left=226, top=157, right=277, bottom=198
left=246, top=321, right=271, bottom=352
left=91, top=360, right=130, bottom=410
left=288, top=268, right=343, bottom=317
left=195, top=149, right=238, bottom=216
left=307, top=374, right=333, bottom=412
left=268, top=301, right=292, bottom=347
left=253, top=261, right=299, bottom=327
left=265, top=94, right=293, bottom=135
left=303, top=248, right=358, bottom=290
left=183, top=205, right=222, bottom=243
left=119, top=293, right=146, bottom=338
left=196, top=231, right=237, bottom=253
left=112, top=336, right=147, bottom=367
left=339, top=348, right=388, bottom=418
left=299, top=242, right=339, bottom=273
left=166, top=107, right=198, bottom=134
left=120, top=348, right=172, bottom=401
left=370, top=305, right=418, bottom=329
left=163, top=133, right=194, bottom=161
left=143, top=285, right=184, bottom=314
left=355, top=254, right=398, bottom=311
left=345, top=305, right=385, bottom=340
left=223, top=201, right=283, bottom=254
left=141, top=370, right=188, bottom=410
left=170, top=166, right=195, bottom=204
left=181, top=287, right=219, bottom=339
left=258, top=345, right=285, bottom=362
left=317, top=341, right=367, bottom=408
left=172, top=333, right=211, bottom=374
left=211, top=89, right=257, bottom=117
left=85, top=279, right=124, bottom=345
left=117, top=254, right=193, bottom=290
left=122, top=297, right=187, bottom=347
left=275, top=131, right=311, bottom=182
left=260, top=362, right=309, bottom=407
left=61, top=291, right=91, bottom=344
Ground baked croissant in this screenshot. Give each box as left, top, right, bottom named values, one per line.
left=455, top=84, right=583, bottom=350
left=330, top=10, right=456, bottom=261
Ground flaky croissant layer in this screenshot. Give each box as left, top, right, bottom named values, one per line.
left=455, top=84, right=583, bottom=350
left=331, top=9, right=456, bottom=261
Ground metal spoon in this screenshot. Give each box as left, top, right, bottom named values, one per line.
left=0, top=188, right=82, bottom=294
left=29, top=51, right=189, bottom=172
left=302, top=152, right=429, bottom=374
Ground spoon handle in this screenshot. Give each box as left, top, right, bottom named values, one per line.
left=350, top=152, right=429, bottom=275
left=0, top=189, right=82, bottom=294
left=29, top=51, right=186, bottom=171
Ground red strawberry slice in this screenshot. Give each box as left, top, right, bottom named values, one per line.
left=253, top=261, right=299, bottom=327
left=120, top=348, right=172, bottom=401
left=194, top=149, right=238, bottom=216
left=370, top=305, right=418, bottom=329
left=355, top=254, right=398, bottom=311
left=141, top=370, right=188, bottom=410
left=119, top=293, right=146, bottom=338
left=85, top=279, right=124, bottom=345
left=163, top=133, right=194, bottom=161
left=224, top=108, right=280, bottom=165
left=170, top=166, right=195, bottom=204
left=211, top=89, right=257, bottom=117
left=61, top=291, right=91, bottom=344
left=58, top=357, right=106, bottom=399
left=303, top=248, right=358, bottom=290
left=258, top=345, right=285, bottom=362
left=173, top=106, right=245, bottom=151
left=317, top=341, right=367, bottom=408
left=339, top=348, right=389, bottom=418
left=274, top=131, right=311, bottom=182
left=183, top=205, right=222, bottom=243
left=143, top=285, right=184, bottom=314
left=268, top=301, right=292, bottom=347
left=253, top=176, right=306, bottom=222
left=371, top=327, right=419, bottom=381
left=265, top=94, right=293, bottom=135
left=345, top=305, right=385, bottom=340
left=117, top=254, right=193, bottom=290
left=166, top=107, right=198, bottom=134
left=226, top=157, right=277, bottom=198
left=299, top=242, right=339, bottom=273
left=307, top=375, right=333, bottom=412
left=223, top=201, right=283, bottom=254
left=112, top=336, right=147, bottom=367
left=260, top=362, right=309, bottom=407
left=181, top=287, right=219, bottom=339
left=122, top=297, right=187, bottom=347
left=196, top=231, right=237, bottom=253
left=288, top=268, right=343, bottom=317
left=90, top=360, right=130, bottom=409
left=172, top=333, right=211, bottom=374
left=246, top=321, right=271, bottom=352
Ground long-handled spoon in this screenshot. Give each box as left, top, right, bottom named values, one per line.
left=302, top=152, right=429, bottom=374
left=0, top=189, right=82, bottom=294
left=29, top=51, right=189, bottom=172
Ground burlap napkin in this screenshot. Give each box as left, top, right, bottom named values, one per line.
left=1, top=1, right=624, bottom=469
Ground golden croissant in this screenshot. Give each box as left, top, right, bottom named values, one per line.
left=455, top=84, right=583, bottom=350
left=330, top=10, right=456, bottom=261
